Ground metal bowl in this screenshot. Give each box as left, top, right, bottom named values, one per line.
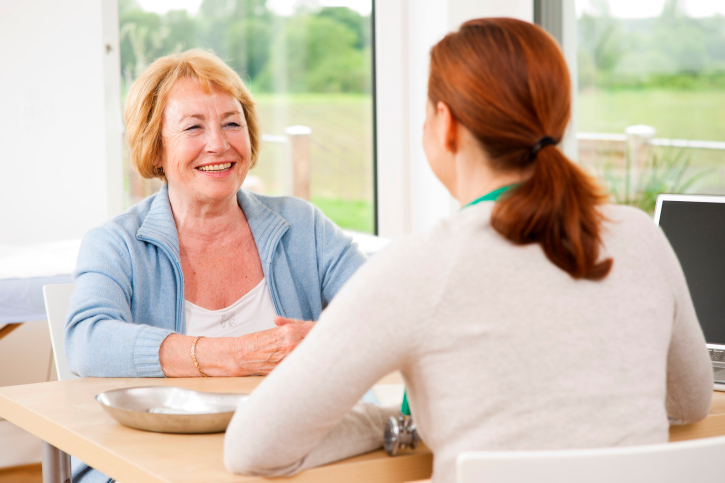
left=95, top=386, right=248, bottom=434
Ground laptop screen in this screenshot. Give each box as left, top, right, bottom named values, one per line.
left=658, top=199, right=725, bottom=346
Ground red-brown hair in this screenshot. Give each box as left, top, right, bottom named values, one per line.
left=428, top=18, right=612, bottom=280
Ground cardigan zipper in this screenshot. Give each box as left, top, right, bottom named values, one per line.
left=137, top=234, right=185, bottom=334
left=264, top=223, right=289, bottom=318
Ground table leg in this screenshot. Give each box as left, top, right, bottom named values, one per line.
left=0, top=323, right=21, bottom=341
left=41, top=441, right=71, bottom=483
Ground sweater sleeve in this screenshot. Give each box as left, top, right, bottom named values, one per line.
left=224, top=237, right=435, bottom=476
left=65, top=227, right=174, bottom=378
left=313, top=206, right=368, bottom=308
left=657, top=229, right=713, bottom=424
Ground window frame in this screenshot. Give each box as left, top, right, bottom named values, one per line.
left=373, top=0, right=535, bottom=238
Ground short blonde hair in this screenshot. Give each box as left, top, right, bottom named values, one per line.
left=124, top=49, right=260, bottom=180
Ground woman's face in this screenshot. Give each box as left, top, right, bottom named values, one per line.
left=158, top=78, right=252, bottom=206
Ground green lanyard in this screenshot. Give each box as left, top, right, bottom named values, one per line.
left=400, top=184, right=517, bottom=417
left=401, top=391, right=411, bottom=416
left=462, top=184, right=517, bottom=209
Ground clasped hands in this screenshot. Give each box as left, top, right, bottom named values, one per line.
left=236, top=316, right=315, bottom=375
left=159, top=316, right=314, bottom=377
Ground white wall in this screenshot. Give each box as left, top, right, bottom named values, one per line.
left=0, top=0, right=123, bottom=245
left=376, top=0, right=534, bottom=238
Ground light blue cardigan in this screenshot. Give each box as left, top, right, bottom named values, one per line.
left=65, top=185, right=367, bottom=379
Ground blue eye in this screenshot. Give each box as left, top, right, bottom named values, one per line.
left=225, top=122, right=241, bottom=128
left=185, top=125, right=201, bottom=131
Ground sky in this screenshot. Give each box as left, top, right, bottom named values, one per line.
left=576, top=0, right=725, bottom=18
left=136, top=0, right=371, bottom=16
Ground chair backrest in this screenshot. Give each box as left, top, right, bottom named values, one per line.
left=42, top=283, right=78, bottom=381
left=458, top=436, right=725, bottom=483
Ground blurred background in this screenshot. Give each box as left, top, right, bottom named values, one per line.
left=575, top=0, right=725, bottom=214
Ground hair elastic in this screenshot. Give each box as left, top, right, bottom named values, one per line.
left=529, top=136, right=557, bottom=160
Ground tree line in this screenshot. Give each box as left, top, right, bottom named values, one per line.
left=579, top=0, right=725, bottom=90
left=119, top=0, right=371, bottom=95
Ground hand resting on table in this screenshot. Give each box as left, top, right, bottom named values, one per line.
left=159, top=316, right=314, bottom=377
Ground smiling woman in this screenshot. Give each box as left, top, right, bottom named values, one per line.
left=64, top=49, right=369, bottom=483
left=161, top=79, right=252, bottom=203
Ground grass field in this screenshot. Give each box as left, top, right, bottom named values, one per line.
left=247, top=93, right=375, bottom=232
left=578, top=88, right=725, bottom=141
left=311, top=197, right=374, bottom=233
left=578, top=88, right=725, bottom=197
left=251, top=93, right=373, bottom=201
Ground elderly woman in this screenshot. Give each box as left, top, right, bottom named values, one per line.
left=223, top=18, right=712, bottom=483
left=66, top=48, right=366, bottom=378
left=65, top=48, right=366, bottom=482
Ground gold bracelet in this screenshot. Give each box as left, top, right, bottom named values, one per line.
left=191, top=336, right=208, bottom=377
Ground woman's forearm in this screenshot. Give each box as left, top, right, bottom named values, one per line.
left=159, top=322, right=314, bottom=377
left=159, top=334, right=243, bottom=377
left=227, top=403, right=398, bottom=476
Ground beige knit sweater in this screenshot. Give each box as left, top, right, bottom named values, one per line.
left=224, top=203, right=713, bottom=483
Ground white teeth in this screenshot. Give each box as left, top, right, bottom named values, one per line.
left=197, top=163, right=232, bottom=172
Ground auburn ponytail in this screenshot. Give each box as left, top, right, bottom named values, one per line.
left=492, top=148, right=612, bottom=280
left=429, top=18, right=612, bottom=280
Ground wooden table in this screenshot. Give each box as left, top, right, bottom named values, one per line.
left=0, top=375, right=432, bottom=483
left=669, top=391, right=725, bottom=442
left=2, top=377, right=724, bottom=483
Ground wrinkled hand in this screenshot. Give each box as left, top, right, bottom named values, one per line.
left=273, top=316, right=309, bottom=326
left=234, top=318, right=315, bottom=376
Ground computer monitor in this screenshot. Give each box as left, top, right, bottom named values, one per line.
left=654, top=194, right=725, bottom=346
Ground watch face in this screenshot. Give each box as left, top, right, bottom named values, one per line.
left=384, top=416, right=400, bottom=455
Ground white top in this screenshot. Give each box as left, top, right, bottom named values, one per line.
left=224, top=203, right=713, bottom=483
left=184, top=279, right=277, bottom=337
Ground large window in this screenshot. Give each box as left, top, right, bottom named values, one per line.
left=120, top=0, right=375, bottom=233
left=576, top=0, right=725, bottom=214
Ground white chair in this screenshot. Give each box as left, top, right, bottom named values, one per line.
left=42, top=283, right=78, bottom=381
left=458, top=436, right=725, bottom=483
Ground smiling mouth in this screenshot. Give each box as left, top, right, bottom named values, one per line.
left=196, top=162, right=234, bottom=172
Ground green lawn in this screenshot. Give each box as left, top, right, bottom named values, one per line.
left=578, top=88, right=725, bottom=198
left=248, top=93, right=375, bottom=233
left=578, top=88, right=725, bottom=142
left=311, top=197, right=374, bottom=233
left=251, top=93, right=373, bottom=203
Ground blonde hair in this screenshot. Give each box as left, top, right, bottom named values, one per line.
left=124, top=49, right=260, bottom=180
